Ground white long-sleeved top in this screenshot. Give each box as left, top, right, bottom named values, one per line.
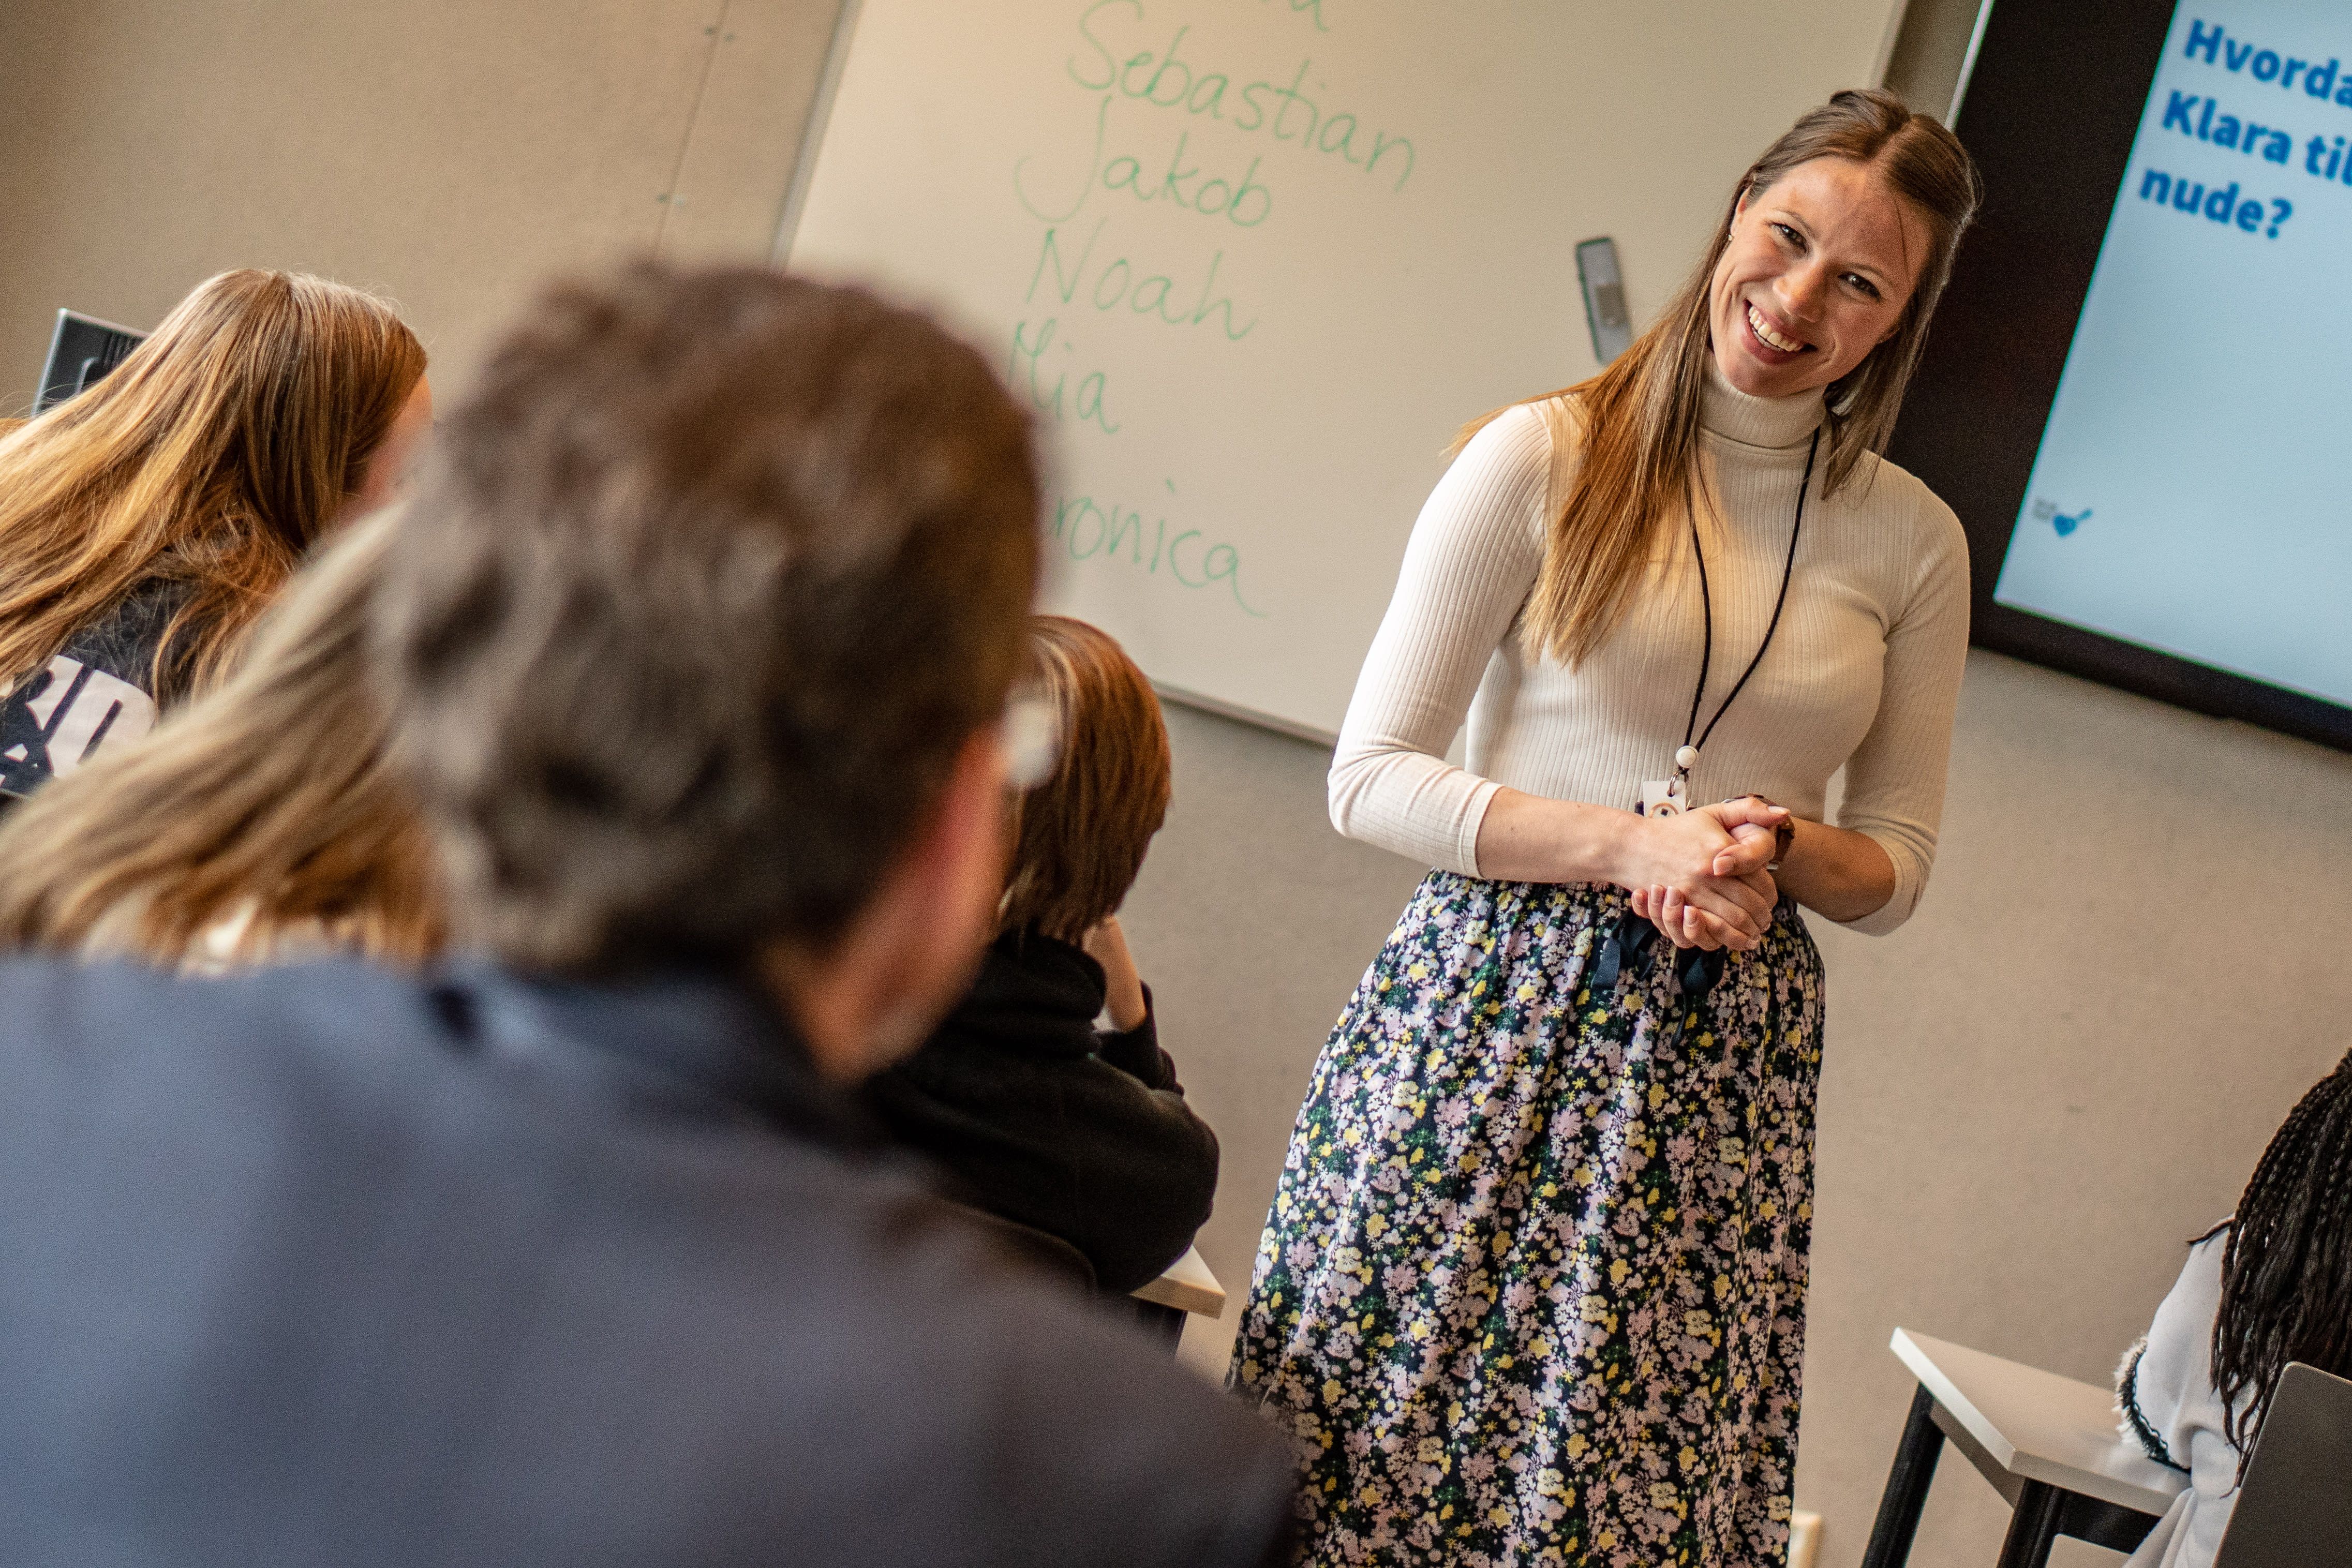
left=2118, top=1229, right=2241, bottom=1568
left=1328, top=366, right=1970, bottom=935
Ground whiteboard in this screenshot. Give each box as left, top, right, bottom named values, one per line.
left=789, top=0, right=1903, bottom=738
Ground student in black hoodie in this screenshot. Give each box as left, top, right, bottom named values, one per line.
left=868, top=615, right=1218, bottom=1294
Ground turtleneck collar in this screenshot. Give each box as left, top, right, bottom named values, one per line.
left=1699, top=358, right=1826, bottom=451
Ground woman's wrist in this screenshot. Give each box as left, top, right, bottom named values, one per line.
left=1475, top=788, right=1646, bottom=886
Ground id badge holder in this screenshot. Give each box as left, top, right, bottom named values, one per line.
left=1635, top=776, right=1689, bottom=818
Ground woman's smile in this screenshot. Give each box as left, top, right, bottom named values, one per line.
left=1744, top=301, right=1812, bottom=359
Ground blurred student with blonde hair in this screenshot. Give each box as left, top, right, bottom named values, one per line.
left=867, top=615, right=1218, bottom=1293
left=0, top=269, right=428, bottom=802
left=0, top=509, right=438, bottom=969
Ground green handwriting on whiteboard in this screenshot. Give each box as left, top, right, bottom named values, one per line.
left=1052, top=486, right=1268, bottom=617
left=1017, top=94, right=1273, bottom=228
left=1028, top=219, right=1257, bottom=340
left=1010, top=318, right=1121, bottom=433
left=1067, top=2, right=1414, bottom=191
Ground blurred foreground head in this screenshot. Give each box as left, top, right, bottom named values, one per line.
left=375, top=265, right=1039, bottom=1037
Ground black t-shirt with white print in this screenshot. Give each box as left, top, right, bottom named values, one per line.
left=0, top=583, right=187, bottom=801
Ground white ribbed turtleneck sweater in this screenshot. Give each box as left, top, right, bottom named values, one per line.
left=1329, top=367, right=1970, bottom=936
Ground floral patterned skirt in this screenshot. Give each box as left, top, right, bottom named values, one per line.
left=1230, top=873, right=1825, bottom=1567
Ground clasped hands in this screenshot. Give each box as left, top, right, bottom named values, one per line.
left=1617, top=796, right=1789, bottom=953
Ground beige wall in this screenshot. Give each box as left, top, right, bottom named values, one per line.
left=0, top=0, right=845, bottom=412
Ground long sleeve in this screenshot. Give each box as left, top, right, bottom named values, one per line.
left=1831, top=480, right=1971, bottom=935
left=2118, top=1231, right=2243, bottom=1568
left=1094, top=984, right=1179, bottom=1090
left=1328, top=405, right=1551, bottom=874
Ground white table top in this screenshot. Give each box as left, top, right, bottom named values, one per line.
left=1131, top=1245, right=1226, bottom=1318
left=1891, top=1327, right=2187, bottom=1517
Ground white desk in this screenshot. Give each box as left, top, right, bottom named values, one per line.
left=1862, top=1327, right=2186, bottom=1568
left=1131, top=1245, right=1226, bottom=1319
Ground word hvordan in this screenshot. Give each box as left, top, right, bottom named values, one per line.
left=2181, top=19, right=2352, bottom=108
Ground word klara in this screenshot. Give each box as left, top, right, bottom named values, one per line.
left=2160, top=93, right=2292, bottom=162
left=2181, top=19, right=2352, bottom=109
left=2157, top=94, right=2352, bottom=187
left=1028, top=218, right=1257, bottom=340
left=1018, top=95, right=1273, bottom=229
left=1052, top=486, right=1267, bottom=617
left=1010, top=317, right=1121, bottom=434
left=1069, top=1, right=1416, bottom=192
left=2138, top=168, right=2292, bottom=237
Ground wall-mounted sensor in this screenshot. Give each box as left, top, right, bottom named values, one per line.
left=1575, top=237, right=1631, bottom=364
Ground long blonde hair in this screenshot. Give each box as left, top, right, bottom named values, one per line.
left=0, top=509, right=442, bottom=967
left=0, top=270, right=426, bottom=704
left=1464, top=89, right=1981, bottom=666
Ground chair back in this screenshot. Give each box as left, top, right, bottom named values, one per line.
left=2213, top=1361, right=2352, bottom=1567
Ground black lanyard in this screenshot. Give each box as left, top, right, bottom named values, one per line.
left=1673, top=427, right=1819, bottom=793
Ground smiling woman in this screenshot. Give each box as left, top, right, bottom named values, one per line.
left=1229, top=90, right=1985, bottom=1567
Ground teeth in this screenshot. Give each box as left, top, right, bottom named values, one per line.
left=1748, top=304, right=1805, bottom=353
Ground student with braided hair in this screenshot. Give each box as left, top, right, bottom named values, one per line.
left=2116, top=1048, right=2352, bottom=1567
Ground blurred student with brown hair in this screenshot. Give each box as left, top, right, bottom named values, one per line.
left=0, top=270, right=428, bottom=802
left=868, top=615, right=1218, bottom=1293
left=0, top=265, right=1293, bottom=1568
left=0, top=509, right=438, bottom=969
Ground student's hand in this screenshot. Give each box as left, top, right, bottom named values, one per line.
left=1613, top=809, right=1780, bottom=949
left=1081, top=916, right=1149, bottom=1032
